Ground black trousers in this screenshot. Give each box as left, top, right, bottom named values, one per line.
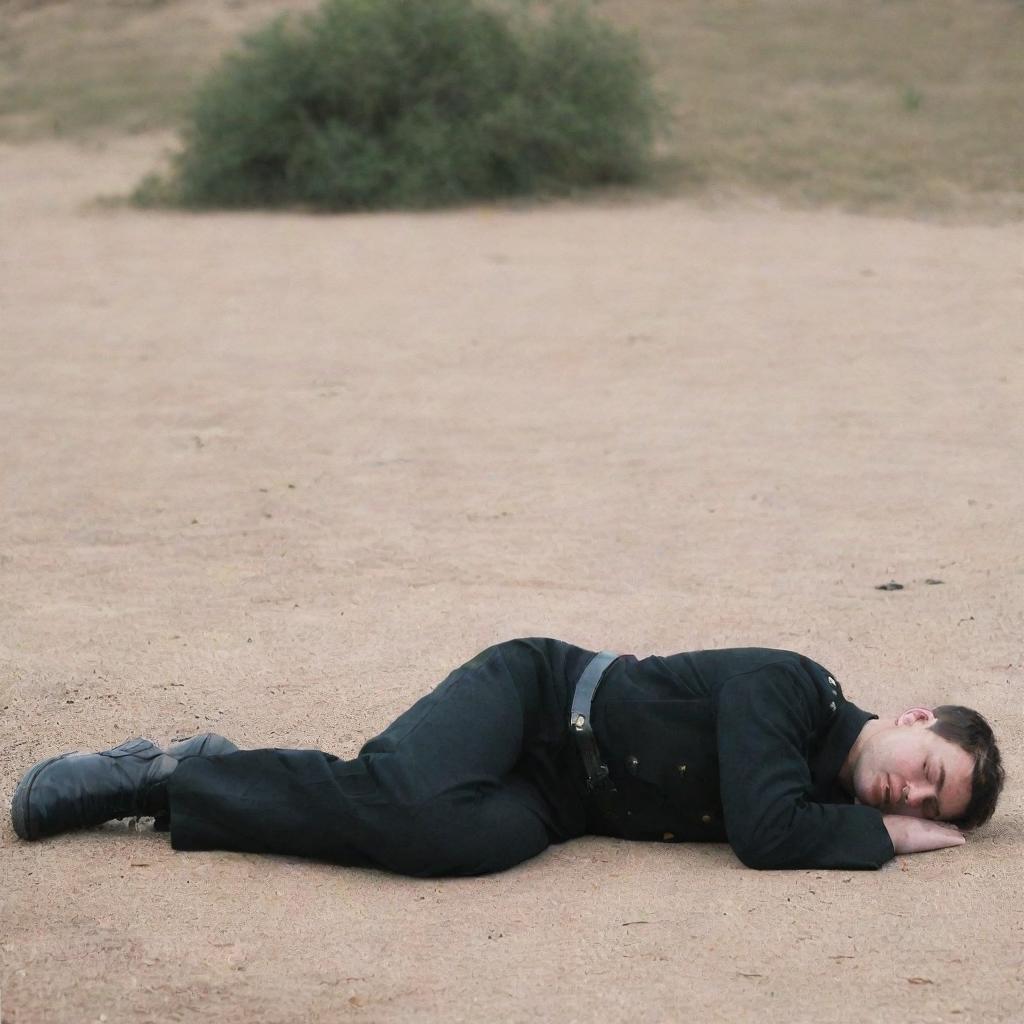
left=167, top=638, right=599, bottom=877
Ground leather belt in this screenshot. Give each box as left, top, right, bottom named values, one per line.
left=570, top=650, right=621, bottom=793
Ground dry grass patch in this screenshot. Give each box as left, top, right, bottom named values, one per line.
left=0, top=0, right=320, bottom=138
left=602, top=0, right=1024, bottom=217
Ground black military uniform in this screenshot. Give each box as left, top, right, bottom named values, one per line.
left=166, top=638, right=896, bottom=876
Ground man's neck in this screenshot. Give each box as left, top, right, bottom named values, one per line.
left=837, top=717, right=887, bottom=795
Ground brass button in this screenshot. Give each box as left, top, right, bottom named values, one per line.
left=829, top=701, right=836, bottom=713
left=662, top=831, right=675, bottom=841
left=573, top=714, right=586, bottom=730
left=701, top=814, right=712, bottom=824
left=627, top=755, right=639, bottom=775
left=677, top=764, right=688, bottom=775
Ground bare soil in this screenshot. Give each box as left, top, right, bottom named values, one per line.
left=0, top=135, right=1021, bottom=1024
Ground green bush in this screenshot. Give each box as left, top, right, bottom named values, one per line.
left=135, top=0, right=662, bottom=210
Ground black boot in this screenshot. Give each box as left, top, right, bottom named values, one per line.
left=152, top=732, right=240, bottom=831
left=11, top=738, right=177, bottom=841
left=167, top=733, right=239, bottom=759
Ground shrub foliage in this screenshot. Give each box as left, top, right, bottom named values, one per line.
left=137, top=0, right=661, bottom=210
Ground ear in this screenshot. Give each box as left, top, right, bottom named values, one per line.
left=896, top=707, right=935, bottom=727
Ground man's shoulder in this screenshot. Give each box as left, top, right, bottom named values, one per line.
left=686, top=647, right=812, bottom=677
left=685, top=648, right=846, bottom=716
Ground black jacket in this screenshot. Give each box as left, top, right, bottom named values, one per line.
left=588, top=647, right=897, bottom=870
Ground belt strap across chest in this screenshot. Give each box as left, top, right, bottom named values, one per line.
left=570, top=650, right=621, bottom=793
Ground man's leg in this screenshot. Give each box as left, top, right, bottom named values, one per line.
left=166, top=641, right=575, bottom=876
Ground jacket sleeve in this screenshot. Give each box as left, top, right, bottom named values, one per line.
left=715, top=663, right=895, bottom=870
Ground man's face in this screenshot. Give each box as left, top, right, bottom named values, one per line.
left=850, top=710, right=974, bottom=821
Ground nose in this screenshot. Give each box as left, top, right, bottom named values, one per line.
left=902, top=781, right=930, bottom=808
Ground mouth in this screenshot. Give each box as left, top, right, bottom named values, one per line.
left=877, top=775, right=891, bottom=809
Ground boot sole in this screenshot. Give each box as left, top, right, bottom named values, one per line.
left=11, top=752, right=76, bottom=841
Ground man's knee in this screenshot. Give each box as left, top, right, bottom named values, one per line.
left=377, top=794, right=550, bottom=878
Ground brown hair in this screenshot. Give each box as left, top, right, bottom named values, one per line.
left=929, top=706, right=1005, bottom=830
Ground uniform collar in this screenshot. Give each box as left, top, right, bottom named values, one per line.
left=810, top=700, right=878, bottom=803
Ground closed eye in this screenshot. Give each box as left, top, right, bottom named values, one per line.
left=924, top=760, right=942, bottom=818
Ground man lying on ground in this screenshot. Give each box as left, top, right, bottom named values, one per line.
left=11, top=638, right=1005, bottom=875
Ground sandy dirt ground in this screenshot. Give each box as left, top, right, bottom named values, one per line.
left=1, top=136, right=1022, bottom=1024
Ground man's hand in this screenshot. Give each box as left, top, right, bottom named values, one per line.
left=883, top=815, right=966, bottom=855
